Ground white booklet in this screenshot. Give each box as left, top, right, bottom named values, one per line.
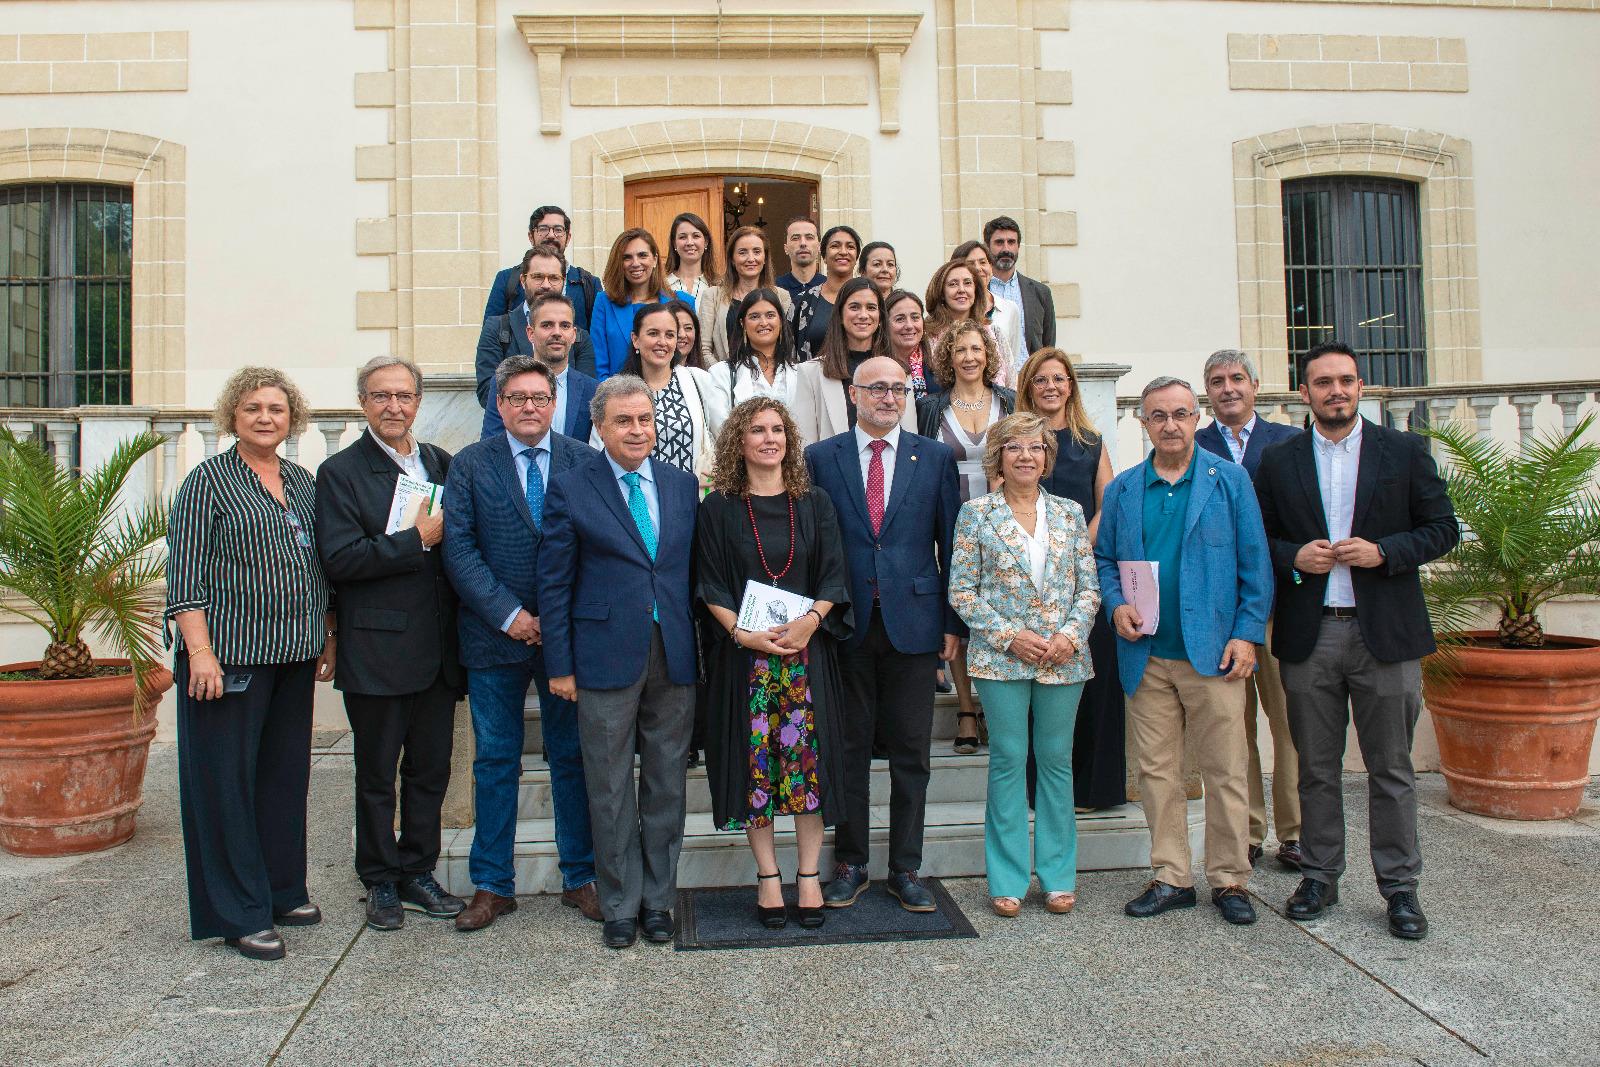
left=386, top=474, right=443, bottom=549
left=1117, top=560, right=1160, bottom=636
left=736, top=579, right=814, bottom=632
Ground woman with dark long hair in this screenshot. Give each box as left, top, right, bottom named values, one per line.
left=788, top=276, right=916, bottom=447
left=697, top=226, right=793, bottom=364
left=790, top=224, right=861, bottom=362
left=665, top=212, right=718, bottom=304
left=668, top=298, right=712, bottom=371
left=708, top=288, right=802, bottom=412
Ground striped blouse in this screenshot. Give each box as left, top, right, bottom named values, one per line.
left=164, top=445, right=331, bottom=665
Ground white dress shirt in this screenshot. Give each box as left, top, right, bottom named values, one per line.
left=501, top=430, right=552, bottom=631
left=854, top=424, right=901, bottom=507
left=1219, top=414, right=1257, bottom=465
left=1312, top=418, right=1363, bottom=607
left=368, top=426, right=425, bottom=481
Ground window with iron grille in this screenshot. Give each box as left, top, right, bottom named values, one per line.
left=1, top=183, right=134, bottom=407
left=1283, top=176, right=1425, bottom=389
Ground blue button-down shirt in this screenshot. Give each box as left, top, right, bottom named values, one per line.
left=605, top=452, right=659, bottom=531
left=989, top=273, right=1025, bottom=342
left=1141, top=449, right=1197, bottom=661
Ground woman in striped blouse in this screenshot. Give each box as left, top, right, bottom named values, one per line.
left=165, top=366, right=335, bottom=962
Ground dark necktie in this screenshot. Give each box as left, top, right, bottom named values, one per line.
left=867, top=439, right=888, bottom=535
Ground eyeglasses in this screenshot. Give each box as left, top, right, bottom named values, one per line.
left=533, top=224, right=567, bottom=237
left=1002, top=443, right=1048, bottom=456
left=502, top=392, right=555, bottom=409
left=363, top=391, right=419, bottom=407
left=854, top=383, right=910, bottom=399
left=523, top=272, right=564, bottom=286
left=1030, top=374, right=1071, bottom=388
left=1140, top=409, right=1198, bottom=425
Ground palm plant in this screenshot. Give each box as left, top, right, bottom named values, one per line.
left=1422, top=413, right=1600, bottom=649
left=0, top=429, right=170, bottom=697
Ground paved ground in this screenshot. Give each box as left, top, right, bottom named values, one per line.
left=2, top=739, right=1598, bottom=1067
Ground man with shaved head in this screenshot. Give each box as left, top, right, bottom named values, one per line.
left=805, top=356, right=962, bottom=912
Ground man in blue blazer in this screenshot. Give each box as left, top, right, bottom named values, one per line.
left=442, top=356, right=599, bottom=933
left=805, top=355, right=963, bottom=913
left=1197, top=349, right=1306, bottom=873
left=477, top=249, right=598, bottom=438
left=1095, top=375, right=1273, bottom=927
left=539, top=375, right=700, bottom=950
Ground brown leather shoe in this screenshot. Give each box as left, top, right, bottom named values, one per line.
left=562, top=882, right=603, bottom=922
left=454, top=889, right=516, bottom=932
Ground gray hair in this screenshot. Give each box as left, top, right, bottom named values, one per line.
left=1139, top=375, right=1198, bottom=416
left=1202, top=349, right=1257, bottom=385
left=591, top=373, right=654, bottom=428
left=356, top=355, right=423, bottom=397
left=494, top=355, right=555, bottom=398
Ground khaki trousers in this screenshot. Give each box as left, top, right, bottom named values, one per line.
left=1127, top=657, right=1252, bottom=889
left=1246, top=621, right=1301, bottom=845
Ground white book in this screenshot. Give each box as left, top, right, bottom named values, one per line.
left=386, top=474, right=443, bottom=548
left=736, top=579, right=814, bottom=632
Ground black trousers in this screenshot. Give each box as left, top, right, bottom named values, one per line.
left=343, top=673, right=457, bottom=887
left=177, top=657, right=314, bottom=941
left=834, top=611, right=937, bottom=873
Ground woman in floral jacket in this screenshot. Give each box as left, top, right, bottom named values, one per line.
left=948, top=412, right=1101, bottom=918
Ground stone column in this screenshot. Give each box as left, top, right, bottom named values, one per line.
left=1073, top=362, right=1130, bottom=466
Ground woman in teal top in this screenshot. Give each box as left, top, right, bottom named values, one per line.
left=590, top=227, right=694, bottom=379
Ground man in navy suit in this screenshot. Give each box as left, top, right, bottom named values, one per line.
left=483, top=205, right=599, bottom=329
left=539, top=375, right=700, bottom=950
left=477, top=248, right=598, bottom=439
left=805, top=356, right=963, bottom=913
left=443, top=355, right=599, bottom=933
left=1196, top=349, right=1306, bottom=874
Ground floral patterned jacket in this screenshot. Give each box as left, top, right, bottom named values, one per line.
left=947, top=490, right=1101, bottom=684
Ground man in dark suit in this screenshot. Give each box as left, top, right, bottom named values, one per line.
left=483, top=205, right=600, bottom=329
left=443, top=355, right=600, bottom=932
left=477, top=247, right=598, bottom=438
left=1197, top=348, right=1306, bottom=873
left=316, top=356, right=466, bottom=932
left=805, top=355, right=962, bottom=913
left=479, top=290, right=598, bottom=442
left=984, top=215, right=1056, bottom=355
left=1254, top=341, right=1458, bottom=941
left=540, top=375, right=700, bottom=950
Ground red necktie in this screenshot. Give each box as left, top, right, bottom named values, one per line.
left=867, top=439, right=888, bottom=535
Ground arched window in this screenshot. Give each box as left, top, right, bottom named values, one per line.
left=1, top=183, right=134, bottom=407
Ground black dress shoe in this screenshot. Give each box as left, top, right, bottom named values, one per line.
left=273, top=903, right=321, bottom=927
left=225, top=929, right=285, bottom=961
left=1124, top=881, right=1197, bottom=917
left=1247, top=844, right=1264, bottom=866
left=602, top=918, right=638, bottom=949
left=1212, top=886, right=1258, bottom=925
left=1276, top=839, right=1304, bottom=871
left=886, top=871, right=937, bottom=913
left=366, top=882, right=404, bottom=932
left=639, top=909, right=674, bottom=943
left=399, top=872, right=465, bottom=918
left=1286, top=878, right=1338, bottom=920
left=823, top=862, right=869, bottom=908
left=1387, top=891, right=1428, bottom=940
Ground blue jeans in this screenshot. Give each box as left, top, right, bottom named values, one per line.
left=468, top=660, right=595, bottom=895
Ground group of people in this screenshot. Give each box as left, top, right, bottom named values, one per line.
left=164, top=205, right=1459, bottom=963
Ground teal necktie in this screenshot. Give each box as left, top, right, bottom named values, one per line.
left=622, top=471, right=657, bottom=559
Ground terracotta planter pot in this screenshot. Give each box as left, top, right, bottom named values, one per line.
left=1424, top=632, right=1600, bottom=821
left=0, top=660, right=173, bottom=856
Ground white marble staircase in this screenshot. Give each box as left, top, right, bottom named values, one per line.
left=437, top=691, right=1204, bottom=897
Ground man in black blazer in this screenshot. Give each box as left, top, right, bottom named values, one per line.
left=805, top=356, right=963, bottom=913
left=984, top=215, right=1055, bottom=355
left=1254, top=341, right=1458, bottom=941
left=477, top=247, right=598, bottom=438
left=315, top=356, right=466, bottom=931
left=1197, top=349, right=1306, bottom=873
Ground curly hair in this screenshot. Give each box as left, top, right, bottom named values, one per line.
left=982, top=411, right=1058, bottom=483
left=213, top=365, right=309, bottom=439
left=929, top=319, right=1001, bottom=391
left=711, top=397, right=811, bottom=498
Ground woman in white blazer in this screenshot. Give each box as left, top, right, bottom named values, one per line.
left=697, top=226, right=793, bottom=365
left=788, top=277, right=917, bottom=449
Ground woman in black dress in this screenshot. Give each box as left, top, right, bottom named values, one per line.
left=1015, top=347, right=1126, bottom=811
left=696, top=397, right=853, bottom=929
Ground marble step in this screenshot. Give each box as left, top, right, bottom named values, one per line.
left=437, top=799, right=1203, bottom=897
left=514, top=752, right=992, bottom=820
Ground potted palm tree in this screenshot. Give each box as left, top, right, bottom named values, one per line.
left=1422, top=413, right=1600, bottom=820
left=0, top=428, right=173, bottom=855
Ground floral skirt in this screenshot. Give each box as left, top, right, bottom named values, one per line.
left=722, top=651, right=821, bottom=830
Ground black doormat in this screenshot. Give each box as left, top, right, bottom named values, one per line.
left=673, top=877, right=977, bottom=951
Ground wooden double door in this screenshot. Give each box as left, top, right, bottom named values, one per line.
left=625, top=176, right=724, bottom=266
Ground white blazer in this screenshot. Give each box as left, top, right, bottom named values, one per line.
left=788, top=359, right=918, bottom=450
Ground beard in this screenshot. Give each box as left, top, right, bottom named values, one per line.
left=1316, top=405, right=1358, bottom=431
left=993, top=251, right=1017, bottom=271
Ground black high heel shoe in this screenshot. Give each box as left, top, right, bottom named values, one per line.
left=756, top=871, right=787, bottom=929
left=796, top=872, right=826, bottom=929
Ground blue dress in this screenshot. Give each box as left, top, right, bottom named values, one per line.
left=590, top=289, right=695, bottom=379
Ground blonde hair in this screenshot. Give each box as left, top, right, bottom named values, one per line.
left=982, top=411, right=1057, bottom=483
left=1015, top=348, right=1099, bottom=447
left=214, top=366, right=309, bottom=439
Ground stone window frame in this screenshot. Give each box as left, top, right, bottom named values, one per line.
left=567, top=120, right=870, bottom=274
left=0, top=128, right=185, bottom=406
left=1233, top=124, right=1479, bottom=391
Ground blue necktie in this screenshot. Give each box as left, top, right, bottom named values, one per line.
left=524, top=449, right=544, bottom=530
left=622, top=471, right=657, bottom=559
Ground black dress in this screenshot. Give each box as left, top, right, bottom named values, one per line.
left=1042, top=429, right=1127, bottom=809
left=695, top=488, right=854, bottom=829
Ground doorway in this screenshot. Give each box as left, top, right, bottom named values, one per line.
left=624, top=174, right=819, bottom=277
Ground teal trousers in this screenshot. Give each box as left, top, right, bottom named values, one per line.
left=974, top=678, right=1085, bottom=898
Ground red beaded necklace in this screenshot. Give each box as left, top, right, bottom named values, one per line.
left=745, top=492, right=796, bottom=581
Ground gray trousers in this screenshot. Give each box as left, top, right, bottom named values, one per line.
left=1279, top=617, right=1423, bottom=897
left=576, top=624, right=694, bottom=921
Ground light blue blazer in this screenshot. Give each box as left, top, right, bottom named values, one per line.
left=1093, top=446, right=1272, bottom=696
